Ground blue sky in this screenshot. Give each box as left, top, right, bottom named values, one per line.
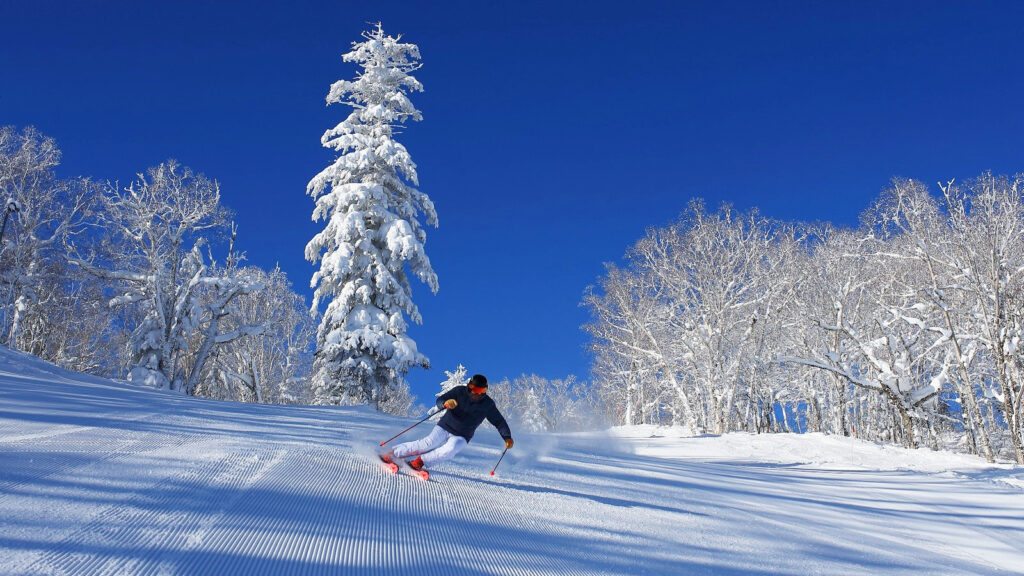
left=4, top=1, right=1024, bottom=404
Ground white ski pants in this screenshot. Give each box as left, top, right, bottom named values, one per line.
left=392, top=425, right=467, bottom=467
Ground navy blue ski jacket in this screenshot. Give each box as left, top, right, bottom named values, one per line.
left=436, top=385, right=512, bottom=442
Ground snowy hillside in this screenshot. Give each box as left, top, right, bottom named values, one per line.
left=2, top=347, right=1023, bottom=575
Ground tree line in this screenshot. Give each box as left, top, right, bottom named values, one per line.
left=1, top=125, right=315, bottom=405
left=583, top=177, right=1024, bottom=463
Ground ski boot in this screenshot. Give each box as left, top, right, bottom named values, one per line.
left=379, top=451, right=399, bottom=474
left=407, top=456, right=429, bottom=481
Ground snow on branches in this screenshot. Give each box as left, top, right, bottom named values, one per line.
left=585, top=179, right=1024, bottom=463
left=306, top=24, right=438, bottom=411
left=68, top=161, right=276, bottom=395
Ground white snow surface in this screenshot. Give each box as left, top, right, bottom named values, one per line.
left=2, top=348, right=1023, bottom=575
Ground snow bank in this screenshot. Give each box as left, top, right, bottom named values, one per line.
left=610, top=425, right=1024, bottom=487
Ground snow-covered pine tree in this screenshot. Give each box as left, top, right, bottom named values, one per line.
left=306, top=24, right=438, bottom=410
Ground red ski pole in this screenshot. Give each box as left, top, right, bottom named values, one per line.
left=490, top=446, right=509, bottom=476
left=380, top=412, right=435, bottom=447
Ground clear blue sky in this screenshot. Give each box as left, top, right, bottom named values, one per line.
left=4, top=1, right=1024, bottom=404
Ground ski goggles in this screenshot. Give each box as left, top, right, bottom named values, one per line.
left=468, top=383, right=487, bottom=395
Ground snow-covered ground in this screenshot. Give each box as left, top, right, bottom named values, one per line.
left=2, top=347, right=1022, bottom=575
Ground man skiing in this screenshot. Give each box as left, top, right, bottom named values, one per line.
left=381, top=374, right=513, bottom=480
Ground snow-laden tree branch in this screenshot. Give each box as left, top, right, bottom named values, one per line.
left=0, top=126, right=108, bottom=368
left=585, top=176, right=1024, bottom=463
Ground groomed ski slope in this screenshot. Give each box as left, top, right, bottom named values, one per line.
left=2, top=348, right=1023, bottom=576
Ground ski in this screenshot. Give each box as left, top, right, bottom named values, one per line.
left=379, top=453, right=429, bottom=481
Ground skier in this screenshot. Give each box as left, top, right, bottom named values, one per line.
left=381, top=374, right=513, bottom=480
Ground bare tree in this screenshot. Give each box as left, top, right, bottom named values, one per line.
left=786, top=224, right=948, bottom=449
left=863, top=179, right=994, bottom=457
left=583, top=264, right=682, bottom=427
left=0, top=126, right=119, bottom=375
left=783, top=225, right=873, bottom=436
left=0, top=126, right=100, bottom=359
left=199, top=264, right=315, bottom=404
left=506, top=374, right=598, bottom=432
left=585, top=176, right=1024, bottom=460
left=586, top=202, right=802, bottom=434
left=69, top=160, right=235, bottom=391
left=943, top=174, right=1024, bottom=462
left=633, top=202, right=791, bottom=434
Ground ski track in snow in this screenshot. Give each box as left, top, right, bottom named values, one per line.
left=2, top=348, right=1023, bottom=575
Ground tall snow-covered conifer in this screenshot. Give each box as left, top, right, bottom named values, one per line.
left=306, top=24, right=438, bottom=409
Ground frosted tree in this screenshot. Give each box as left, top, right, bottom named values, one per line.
left=377, top=379, right=419, bottom=417
left=942, top=174, right=1024, bottom=463
left=627, top=202, right=792, bottom=434
left=542, top=375, right=593, bottom=430
left=306, top=24, right=439, bottom=409
left=438, top=364, right=468, bottom=397
left=517, top=385, right=548, bottom=432
left=583, top=174, right=1023, bottom=457
left=583, top=265, right=676, bottom=427
left=487, top=377, right=513, bottom=413
left=505, top=374, right=599, bottom=432
left=199, top=265, right=315, bottom=404
left=0, top=126, right=100, bottom=360
left=785, top=230, right=944, bottom=449
left=70, top=161, right=262, bottom=393
left=782, top=224, right=873, bottom=436
left=866, top=180, right=993, bottom=456
left=103, top=161, right=222, bottom=390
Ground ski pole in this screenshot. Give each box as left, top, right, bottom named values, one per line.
left=380, top=412, right=436, bottom=447
left=489, top=446, right=509, bottom=476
